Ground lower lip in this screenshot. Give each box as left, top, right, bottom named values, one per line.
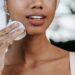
left=28, top=19, right=45, bottom=26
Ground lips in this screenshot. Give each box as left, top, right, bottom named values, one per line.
left=26, top=15, right=46, bottom=26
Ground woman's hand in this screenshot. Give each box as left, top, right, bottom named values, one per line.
left=0, top=23, right=25, bottom=73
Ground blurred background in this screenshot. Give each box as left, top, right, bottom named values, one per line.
left=0, top=0, right=6, bottom=29
left=0, top=0, right=75, bottom=51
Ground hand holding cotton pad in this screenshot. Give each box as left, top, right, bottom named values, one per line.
left=7, top=21, right=26, bottom=40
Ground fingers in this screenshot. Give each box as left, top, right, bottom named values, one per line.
left=0, top=22, right=25, bottom=52
left=3, top=27, right=25, bottom=45
left=0, top=27, right=25, bottom=53
left=0, top=23, right=18, bottom=36
left=9, top=28, right=25, bottom=40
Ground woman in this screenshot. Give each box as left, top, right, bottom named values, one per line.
left=0, top=0, right=74, bottom=75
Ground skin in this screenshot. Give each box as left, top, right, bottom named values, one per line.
left=0, top=0, right=70, bottom=75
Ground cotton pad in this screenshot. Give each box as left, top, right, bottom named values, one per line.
left=7, top=21, right=26, bottom=40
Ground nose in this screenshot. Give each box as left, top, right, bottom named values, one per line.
left=31, top=0, right=43, bottom=9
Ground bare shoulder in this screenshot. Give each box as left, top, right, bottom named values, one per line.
left=2, top=64, right=24, bottom=75
left=48, top=44, right=69, bottom=59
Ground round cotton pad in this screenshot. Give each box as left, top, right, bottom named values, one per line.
left=7, top=21, right=26, bottom=40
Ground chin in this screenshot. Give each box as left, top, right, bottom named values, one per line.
left=26, top=28, right=45, bottom=35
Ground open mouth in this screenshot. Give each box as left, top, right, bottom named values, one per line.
left=26, top=15, right=46, bottom=26
left=26, top=15, right=46, bottom=20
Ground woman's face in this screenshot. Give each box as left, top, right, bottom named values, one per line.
left=5, top=0, right=57, bottom=35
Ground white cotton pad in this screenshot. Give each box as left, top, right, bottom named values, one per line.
left=7, top=21, right=26, bottom=40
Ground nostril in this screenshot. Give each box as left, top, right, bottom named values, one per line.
left=32, top=6, right=36, bottom=9
left=39, top=6, right=43, bottom=9
left=32, top=6, right=43, bottom=9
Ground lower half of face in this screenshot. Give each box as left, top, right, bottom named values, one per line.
left=6, top=0, right=57, bottom=35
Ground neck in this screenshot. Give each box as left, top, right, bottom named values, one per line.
left=22, top=33, right=52, bottom=65
left=23, top=33, right=50, bottom=56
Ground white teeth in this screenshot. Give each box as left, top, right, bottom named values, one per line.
left=31, top=16, right=43, bottom=19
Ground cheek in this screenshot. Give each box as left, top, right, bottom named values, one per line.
left=7, top=0, right=26, bottom=15
left=7, top=0, right=34, bottom=13
left=7, top=1, right=25, bottom=22
left=44, top=0, right=57, bottom=20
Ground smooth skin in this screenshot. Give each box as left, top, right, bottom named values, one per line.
left=0, top=0, right=70, bottom=75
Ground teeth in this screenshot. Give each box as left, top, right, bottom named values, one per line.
left=26, top=15, right=46, bottom=20
left=31, top=16, right=43, bottom=19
